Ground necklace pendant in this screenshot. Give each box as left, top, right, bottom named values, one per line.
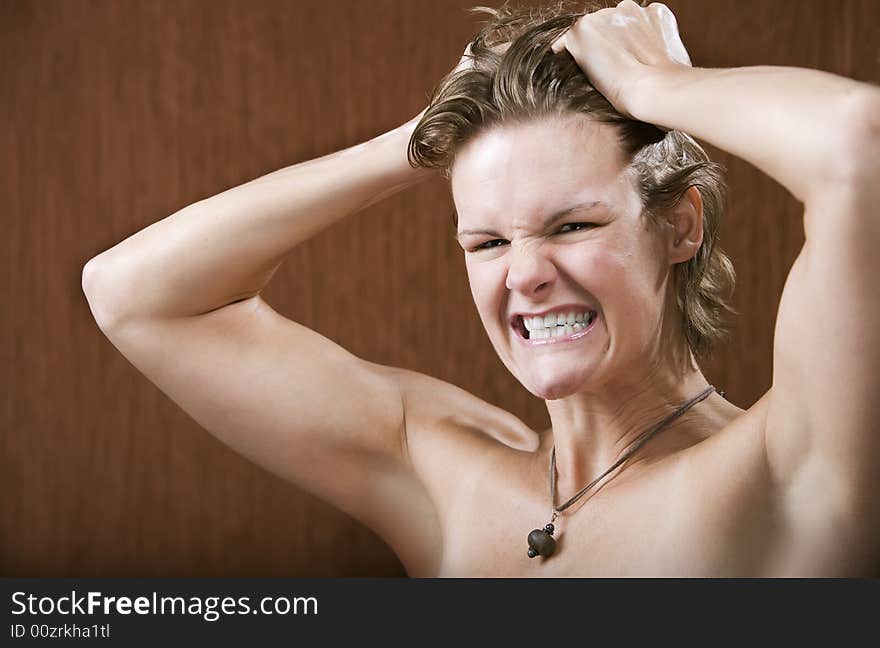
left=527, top=522, right=556, bottom=558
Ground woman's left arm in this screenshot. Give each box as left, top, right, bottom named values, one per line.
left=632, top=65, right=879, bottom=204
left=639, top=63, right=880, bottom=501
left=556, top=2, right=880, bottom=510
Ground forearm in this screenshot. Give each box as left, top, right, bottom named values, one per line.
left=84, top=116, right=432, bottom=326
left=632, top=65, right=878, bottom=204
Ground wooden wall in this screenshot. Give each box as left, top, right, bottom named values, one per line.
left=3, top=0, right=877, bottom=576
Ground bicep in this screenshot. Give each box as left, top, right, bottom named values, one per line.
left=765, top=184, right=880, bottom=499
left=95, top=295, right=422, bottom=533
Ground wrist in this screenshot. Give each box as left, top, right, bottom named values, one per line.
left=629, top=65, right=692, bottom=126
left=363, top=118, right=434, bottom=189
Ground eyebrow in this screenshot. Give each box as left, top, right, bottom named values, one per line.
left=454, top=201, right=609, bottom=240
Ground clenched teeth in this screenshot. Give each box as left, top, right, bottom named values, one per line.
left=524, top=310, right=594, bottom=331
left=521, top=310, right=596, bottom=340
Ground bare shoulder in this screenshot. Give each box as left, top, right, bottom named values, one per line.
left=380, top=367, right=538, bottom=570
left=675, top=392, right=772, bottom=494
left=390, top=366, right=539, bottom=484
left=678, top=391, right=878, bottom=575
left=393, top=368, right=538, bottom=452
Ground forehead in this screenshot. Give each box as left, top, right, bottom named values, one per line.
left=450, top=115, right=634, bottom=227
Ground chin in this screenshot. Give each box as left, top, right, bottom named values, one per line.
left=526, top=370, right=592, bottom=401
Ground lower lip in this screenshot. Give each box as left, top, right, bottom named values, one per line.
left=515, top=314, right=599, bottom=347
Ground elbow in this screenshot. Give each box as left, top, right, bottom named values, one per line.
left=82, top=256, right=126, bottom=331
left=81, top=256, right=103, bottom=297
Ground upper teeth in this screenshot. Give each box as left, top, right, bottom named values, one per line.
left=523, top=311, right=593, bottom=331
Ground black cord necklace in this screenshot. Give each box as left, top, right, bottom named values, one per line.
left=526, top=385, right=717, bottom=559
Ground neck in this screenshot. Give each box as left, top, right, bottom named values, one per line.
left=543, top=357, right=718, bottom=504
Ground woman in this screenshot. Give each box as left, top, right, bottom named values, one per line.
left=82, top=1, right=880, bottom=576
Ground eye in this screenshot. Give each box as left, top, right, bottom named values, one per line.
left=557, top=222, right=594, bottom=234
left=473, top=239, right=508, bottom=251
left=469, top=222, right=594, bottom=252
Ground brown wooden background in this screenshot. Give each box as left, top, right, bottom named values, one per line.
left=2, top=0, right=878, bottom=577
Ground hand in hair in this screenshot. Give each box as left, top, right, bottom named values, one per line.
left=550, top=0, right=692, bottom=119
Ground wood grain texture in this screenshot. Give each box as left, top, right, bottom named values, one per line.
left=2, top=0, right=877, bottom=576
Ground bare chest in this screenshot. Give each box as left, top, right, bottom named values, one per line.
left=432, top=446, right=779, bottom=577
left=403, top=393, right=873, bottom=577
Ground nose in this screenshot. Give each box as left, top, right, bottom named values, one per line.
left=505, top=243, right=557, bottom=296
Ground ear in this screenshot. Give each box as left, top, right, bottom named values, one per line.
left=665, top=186, right=704, bottom=264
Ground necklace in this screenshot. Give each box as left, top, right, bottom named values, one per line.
left=526, top=385, right=717, bottom=559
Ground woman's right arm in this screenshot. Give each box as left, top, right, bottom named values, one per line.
left=80, top=116, right=455, bottom=570
left=83, top=113, right=431, bottom=326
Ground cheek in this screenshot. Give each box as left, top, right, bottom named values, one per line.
left=561, top=246, right=626, bottom=295
left=466, top=263, right=504, bottom=319
left=562, top=244, right=661, bottom=318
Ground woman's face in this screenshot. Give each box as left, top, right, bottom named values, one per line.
left=451, top=114, right=676, bottom=400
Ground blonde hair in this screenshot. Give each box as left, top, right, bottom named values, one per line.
left=407, top=1, right=735, bottom=358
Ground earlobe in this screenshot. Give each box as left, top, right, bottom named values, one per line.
left=668, top=186, right=704, bottom=263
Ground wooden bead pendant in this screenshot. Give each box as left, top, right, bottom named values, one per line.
left=527, top=523, right=556, bottom=558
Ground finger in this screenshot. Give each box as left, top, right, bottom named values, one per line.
left=550, top=32, right=566, bottom=54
